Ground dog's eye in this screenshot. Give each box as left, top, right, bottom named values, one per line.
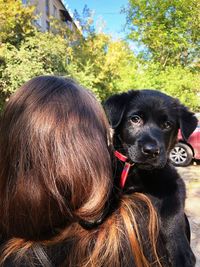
left=130, top=115, right=142, bottom=125
left=162, top=121, right=173, bottom=130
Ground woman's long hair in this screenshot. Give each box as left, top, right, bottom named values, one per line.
left=0, top=76, right=163, bottom=266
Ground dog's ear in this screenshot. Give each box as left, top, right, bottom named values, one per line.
left=179, top=105, right=198, bottom=141
left=104, top=92, right=133, bottom=128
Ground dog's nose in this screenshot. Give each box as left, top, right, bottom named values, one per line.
left=141, top=143, right=160, bottom=158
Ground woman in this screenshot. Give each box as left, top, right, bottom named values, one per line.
left=0, top=76, right=166, bottom=266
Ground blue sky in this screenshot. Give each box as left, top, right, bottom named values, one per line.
left=65, top=0, right=129, bottom=39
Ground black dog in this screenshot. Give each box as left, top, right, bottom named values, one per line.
left=104, top=90, right=197, bottom=267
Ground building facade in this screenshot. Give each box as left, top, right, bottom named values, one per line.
left=22, top=0, right=78, bottom=32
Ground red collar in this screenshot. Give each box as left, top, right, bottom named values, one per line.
left=114, top=151, right=134, bottom=189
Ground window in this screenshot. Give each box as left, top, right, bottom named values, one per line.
left=46, top=0, right=50, bottom=16
left=46, top=20, right=50, bottom=31
left=53, top=5, right=57, bottom=17
left=33, top=9, right=42, bottom=28
left=66, top=21, right=73, bottom=31
left=34, top=17, right=42, bottom=28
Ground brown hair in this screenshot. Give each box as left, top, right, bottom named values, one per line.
left=0, top=76, right=163, bottom=266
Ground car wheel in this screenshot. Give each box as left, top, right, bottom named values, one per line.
left=169, top=143, right=193, bottom=167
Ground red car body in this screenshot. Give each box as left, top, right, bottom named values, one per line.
left=178, top=115, right=200, bottom=160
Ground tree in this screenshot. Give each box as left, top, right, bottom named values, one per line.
left=73, top=5, right=95, bottom=37
left=125, top=0, right=200, bottom=67
left=0, top=2, right=199, bottom=112
left=0, top=16, right=136, bottom=104
left=0, top=0, right=36, bottom=46
left=135, top=63, right=200, bottom=110
left=69, top=33, right=137, bottom=100
left=0, top=32, right=71, bottom=95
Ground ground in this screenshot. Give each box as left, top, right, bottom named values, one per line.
left=176, top=163, right=200, bottom=266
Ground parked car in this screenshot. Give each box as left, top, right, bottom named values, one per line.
left=170, top=113, right=200, bottom=166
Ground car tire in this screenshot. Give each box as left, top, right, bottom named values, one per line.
left=169, top=143, right=193, bottom=167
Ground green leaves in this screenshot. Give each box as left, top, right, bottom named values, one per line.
left=0, top=1, right=199, bottom=112
left=122, top=0, right=200, bottom=111
left=126, top=0, right=200, bottom=67
left=69, top=33, right=137, bottom=100
left=0, top=32, right=70, bottom=94
left=0, top=0, right=36, bottom=46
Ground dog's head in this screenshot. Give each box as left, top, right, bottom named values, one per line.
left=104, top=90, right=197, bottom=170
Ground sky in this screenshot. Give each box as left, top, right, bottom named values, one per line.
left=65, top=0, right=129, bottom=39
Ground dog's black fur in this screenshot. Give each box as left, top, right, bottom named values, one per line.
left=104, top=90, right=197, bottom=267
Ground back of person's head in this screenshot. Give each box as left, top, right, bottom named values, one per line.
left=0, top=76, right=163, bottom=266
